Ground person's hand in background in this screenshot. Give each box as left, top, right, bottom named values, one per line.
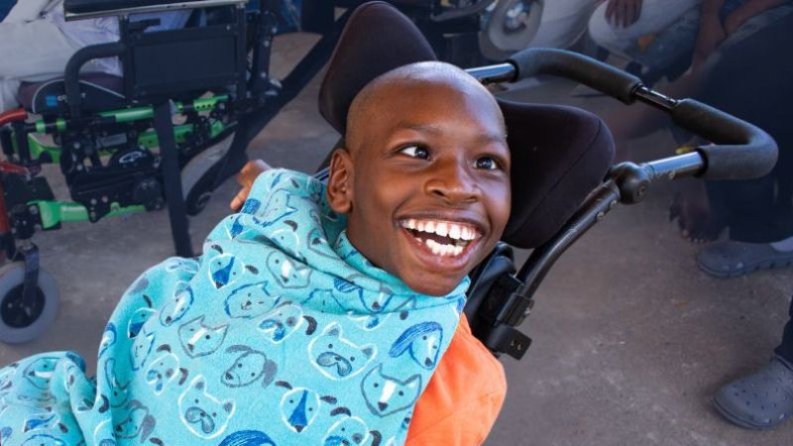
left=603, top=0, right=643, bottom=28
left=229, top=159, right=272, bottom=211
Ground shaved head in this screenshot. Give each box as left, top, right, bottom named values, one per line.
left=345, top=61, right=505, bottom=153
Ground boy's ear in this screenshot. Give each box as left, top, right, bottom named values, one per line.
left=326, top=148, right=353, bottom=214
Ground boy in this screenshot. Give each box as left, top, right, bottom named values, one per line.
left=0, top=60, right=510, bottom=445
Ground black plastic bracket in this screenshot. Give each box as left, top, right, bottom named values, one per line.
left=484, top=324, right=532, bottom=360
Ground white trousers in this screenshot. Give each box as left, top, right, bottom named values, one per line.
left=587, top=0, right=701, bottom=57
left=0, top=18, right=92, bottom=112
left=527, top=0, right=599, bottom=49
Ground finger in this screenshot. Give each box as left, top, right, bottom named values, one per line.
left=235, top=169, right=247, bottom=187
left=230, top=195, right=242, bottom=211
left=623, top=1, right=632, bottom=28
left=605, top=0, right=616, bottom=22
left=230, top=190, right=246, bottom=211
left=238, top=162, right=255, bottom=183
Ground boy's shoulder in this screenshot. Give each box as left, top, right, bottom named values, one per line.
left=247, top=168, right=324, bottom=204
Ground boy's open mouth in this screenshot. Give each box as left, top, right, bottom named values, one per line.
left=399, top=218, right=481, bottom=257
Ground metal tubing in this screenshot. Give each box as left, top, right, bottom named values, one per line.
left=467, top=63, right=517, bottom=84
left=516, top=182, right=621, bottom=300
left=65, top=0, right=248, bottom=21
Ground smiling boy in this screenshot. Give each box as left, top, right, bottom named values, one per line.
left=234, top=60, right=511, bottom=445
left=0, top=61, right=510, bottom=445
left=329, top=60, right=511, bottom=296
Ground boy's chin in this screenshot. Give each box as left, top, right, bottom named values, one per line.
left=404, top=278, right=463, bottom=297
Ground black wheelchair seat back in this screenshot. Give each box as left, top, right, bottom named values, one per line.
left=16, top=2, right=242, bottom=116
left=316, top=1, right=615, bottom=356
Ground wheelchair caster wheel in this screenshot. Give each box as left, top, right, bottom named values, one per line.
left=0, top=262, right=59, bottom=344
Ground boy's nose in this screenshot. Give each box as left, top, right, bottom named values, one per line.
left=425, top=161, right=480, bottom=204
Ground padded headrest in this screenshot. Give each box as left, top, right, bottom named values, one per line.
left=319, top=1, right=614, bottom=249
left=498, top=100, right=614, bottom=247
left=318, top=1, right=437, bottom=134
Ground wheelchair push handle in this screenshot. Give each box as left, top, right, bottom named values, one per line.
left=490, top=48, right=778, bottom=182
left=670, top=98, right=778, bottom=181
left=506, top=48, right=643, bottom=104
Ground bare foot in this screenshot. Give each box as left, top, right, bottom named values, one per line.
left=668, top=180, right=726, bottom=243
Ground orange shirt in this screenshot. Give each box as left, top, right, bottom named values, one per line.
left=405, top=315, right=507, bottom=445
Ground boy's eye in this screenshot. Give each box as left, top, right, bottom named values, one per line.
left=475, top=156, right=501, bottom=171
left=399, top=145, right=430, bottom=159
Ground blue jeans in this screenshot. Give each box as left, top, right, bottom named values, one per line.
left=625, top=0, right=793, bottom=84
left=0, top=0, right=17, bottom=22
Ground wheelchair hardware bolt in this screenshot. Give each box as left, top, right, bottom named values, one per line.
left=102, top=196, right=108, bottom=203
left=90, top=199, right=97, bottom=205
left=596, top=211, right=606, bottom=220
left=28, top=206, right=38, bottom=215
left=609, top=200, right=618, bottom=209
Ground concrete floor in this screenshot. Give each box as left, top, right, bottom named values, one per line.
left=2, top=32, right=793, bottom=445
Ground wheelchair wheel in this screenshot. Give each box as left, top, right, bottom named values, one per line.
left=0, top=262, right=59, bottom=344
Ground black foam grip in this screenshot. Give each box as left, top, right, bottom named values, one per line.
left=507, top=48, right=642, bottom=104
left=672, top=99, right=778, bottom=180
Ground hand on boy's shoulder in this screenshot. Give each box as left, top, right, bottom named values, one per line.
left=230, top=159, right=272, bottom=211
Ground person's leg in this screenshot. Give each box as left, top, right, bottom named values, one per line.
left=0, top=0, right=17, bottom=22
left=0, top=19, right=86, bottom=111
left=691, top=9, right=793, bottom=276
left=527, top=0, right=597, bottom=49
left=587, top=0, right=701, bottom=57
left=714, top=297, right=793, bottom=430
left=716, top=2, right=793, bottom=54
left=774, top=297, right=793, bottom=363
left=626, top=6, right=702, bottom=84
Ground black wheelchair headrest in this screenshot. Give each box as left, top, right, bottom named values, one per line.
left=499, top=100, right=613, bottom=247
left=318, top=1, right=437, bottom=134
left=319, top=1, right=614, bottom=249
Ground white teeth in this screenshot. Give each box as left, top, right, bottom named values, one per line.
left=449, top=224, right=461, bottom=240
left=436, top=222, right=449, bottom=237
left=401, top=219, right=480, bottom=241
left=425, top=239, right=464, bottom=257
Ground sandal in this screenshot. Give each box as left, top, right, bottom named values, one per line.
left=713, top=356, right=793, bottom=430
left=696, top=240, right=793, bottom=278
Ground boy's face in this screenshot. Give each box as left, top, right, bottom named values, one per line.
left=328, top=71, right=511, bottom=296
